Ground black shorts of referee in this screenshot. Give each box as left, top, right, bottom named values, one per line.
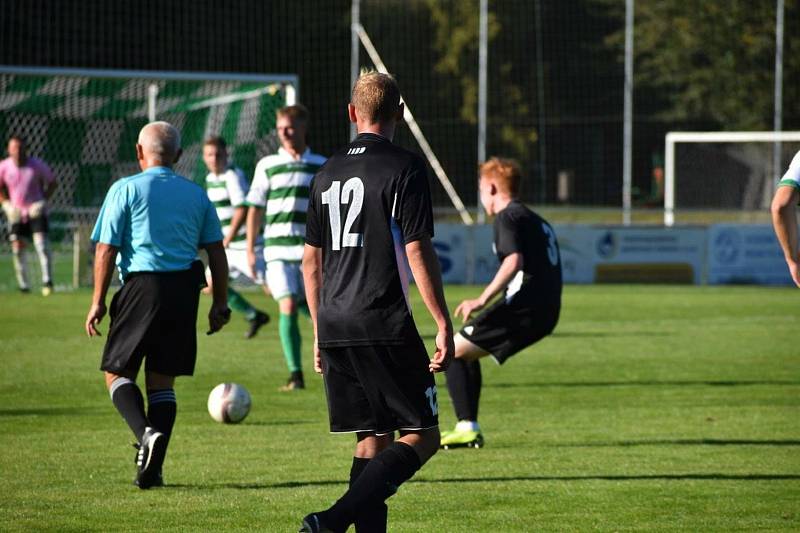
left=460, top=287, right=560, bottom=365
left=100, top=260, right=207, bottom=377
left=321, top=335, right=439, bottom=435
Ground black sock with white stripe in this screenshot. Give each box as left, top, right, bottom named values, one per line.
left=147, top=389, right=177, bottom=444
left=109, top=377, right=148, bottom=443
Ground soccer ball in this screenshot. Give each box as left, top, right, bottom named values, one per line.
left=207, top=383, right=251, bottom=424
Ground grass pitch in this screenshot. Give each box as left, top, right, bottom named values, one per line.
left=0, top=284, right=798, bottom=532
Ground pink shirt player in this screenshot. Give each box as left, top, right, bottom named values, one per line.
left=0, top=156, right=55, bottom=220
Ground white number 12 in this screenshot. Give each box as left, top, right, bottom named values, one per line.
left=321, top=177, right=364, bottom=251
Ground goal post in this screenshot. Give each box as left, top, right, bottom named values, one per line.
left=664, top=131, right=800, bottom=226
left=0, top=65, right=297, bottom=289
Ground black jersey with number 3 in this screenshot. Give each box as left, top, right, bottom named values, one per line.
left=306, top=133, right=433, bottom=348
left=494, top=200, right=562, bottom=308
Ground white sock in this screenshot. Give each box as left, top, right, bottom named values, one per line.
left=456, top=420, right=481, bottom=432
left=33, top=233, right=52, bottom=285
left=12, top=247, right=30, bottom=290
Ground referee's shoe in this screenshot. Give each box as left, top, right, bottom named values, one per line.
left=135, top=427, right=167, bottom=489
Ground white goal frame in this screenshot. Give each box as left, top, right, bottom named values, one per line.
left=664, top=131, right=800, bottom=226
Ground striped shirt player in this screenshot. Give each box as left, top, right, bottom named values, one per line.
left=245, top=104, right=325, bottom=391
left=205, top=165, right=265, bottom=281
left=201, top=136, right=269, bottom=339
left=247, top=147, right=326, bottom=273
left=771, top=149, right=800, bottom=287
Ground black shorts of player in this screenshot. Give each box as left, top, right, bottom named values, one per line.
left=100, top=260, right=206, bottom=377
left=8, top=215, right=48, bottom=241
left=321, top=336, right=439, bottom=436
left=460, top=295, right=559, bottom=365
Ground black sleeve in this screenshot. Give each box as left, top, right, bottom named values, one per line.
left=494, top=210, right=523, bottom=258
left=395, top=156, right=434, bottom=244
left=305, top=175, right=322, bottom=247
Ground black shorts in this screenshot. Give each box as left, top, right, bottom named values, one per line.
left=9, top=216, right=48, bottom=241
left=321, top=336, right=439, bottom=435
left=460, top=295, right=559, bottom=364
left=100, top=261, right=206, bottom=377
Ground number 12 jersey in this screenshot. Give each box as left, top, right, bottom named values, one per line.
left=305, top=133, right=434, bottom=348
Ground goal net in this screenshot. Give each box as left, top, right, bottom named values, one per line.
left=0, top=66, right=295, bottom=289
left=664, top=131, right=800, bottom=226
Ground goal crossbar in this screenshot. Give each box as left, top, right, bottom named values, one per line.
left=664, top=130, right=800, bottom=226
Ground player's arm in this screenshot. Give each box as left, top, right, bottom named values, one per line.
left=204, top=240, right=232, bottom=332
left=406, top=236, right=454, bottom=373
left=245, top=205, right=264, bottom=275
left=224, top=206, right=247, bottom=248
left=454, top=252, right=523, bottom=322
left=85, top=242, right=118, bottom=337
left=302, top=244, right=323, bottom=373
left=771, top=185, right=800, bottom=287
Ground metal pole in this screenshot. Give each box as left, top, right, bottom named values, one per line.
left=622, top=0, right=634, bottom=226
left=534, top=0, right=547, bottom=204
left=477, top=0, right=488, bottom=224
left=147, top=83, right=158, bottom=122
left=350, top=0, right=361, bottom=140
left=773, top=0, right=784, bottom=184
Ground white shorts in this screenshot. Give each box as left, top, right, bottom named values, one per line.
left=205, top=247, right=265, bottom=285
left=265, top=260, right=304, bottom=301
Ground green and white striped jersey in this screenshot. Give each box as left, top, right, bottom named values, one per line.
left=205, top=166, right=255, bottom=250
left=247, top=147, right=326, bottom=262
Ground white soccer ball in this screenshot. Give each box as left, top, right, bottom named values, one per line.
left=207, top=383, right=251, bottom=424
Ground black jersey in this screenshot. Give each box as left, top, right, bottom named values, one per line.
left=494, top=200, right=562, bottom=307
left=306, top=133, right=434, bottom=347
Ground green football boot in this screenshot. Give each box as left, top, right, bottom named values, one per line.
left=440, top=423, right=484, bottom=450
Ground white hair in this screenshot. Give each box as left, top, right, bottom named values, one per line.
left=138, top=121, right=181, bottom=160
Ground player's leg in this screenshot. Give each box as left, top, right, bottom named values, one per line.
left=441, top=334, right=487, bottom=448
left=30, top=213, right=52, bottom=294
left=350, top=433, right=393, bottom=533
left=306, top=428, right=440, bottom=533
left=224, top=248, right=269, bottom=338
left=277, top=295, right=304, bottom=389
left=9, top=221, right=31, bottom=292
left=267, top=261, right=304, bottom=390
left=105, top=370, right=148, bottom=444
left=302, top=343, right=439, bottom=532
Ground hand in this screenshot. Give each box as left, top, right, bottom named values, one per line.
left=313, top=338, right=322, bottom=374
left=85, top=302, right=107, bottom=337
left=429, top=328, right=454, bottom=373
left=208, top=303, right=231, bottom=334
left=222, top=236, right=232, bottom=249
left=789, top=257, right=800, bottom=288
left=2, top=200, right=21, bottom=224
left=454, top=298, right=485, bottom=323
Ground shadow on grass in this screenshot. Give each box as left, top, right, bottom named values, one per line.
left=485, top=380, right=800, bottom=389
left=242, top=420, right=316, bottom=427
left=555, top=439, right=800, bottom=447
left=167, top=472, right=800, bottom=491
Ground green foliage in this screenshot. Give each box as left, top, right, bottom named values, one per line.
left=1, top=285, right=798, bottom=531
left=598, top=0, right=797, bottom=130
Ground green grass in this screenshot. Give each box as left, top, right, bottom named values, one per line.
left=1, top=284, right=798, bottom=532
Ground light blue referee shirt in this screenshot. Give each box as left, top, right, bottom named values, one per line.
left=92, top=166, right=223, bottom=281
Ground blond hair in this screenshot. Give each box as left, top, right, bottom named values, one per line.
left=276, top=104, right=309, bottom=123
left=351, top=69, right=401, bottom=124
left=480, top=157, right=521, bottom=196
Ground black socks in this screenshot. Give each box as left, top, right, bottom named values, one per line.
left=445, top=358, right=482, bottom=421
left=109, top=378, right=147, bottom=442
left=324, top=442, right=422, bottom=531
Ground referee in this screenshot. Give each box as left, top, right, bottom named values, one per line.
left=85, top=121, right=230, bottom=489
